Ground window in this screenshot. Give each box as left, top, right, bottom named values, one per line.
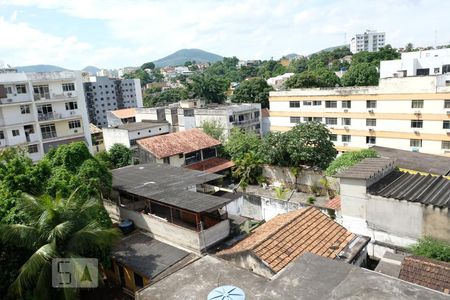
left=342, top=101, right=351, bottom=109
left=28, top=144, right=39, bottom=153
left=20, top=105, right=31, bottom=114
left=366, top=100, right=377, bottom=108
left=342, top=135, right=351, bottom=142
left=185, top=150, right=201, bottom=165
left=329, top=134, right=337, bottom=142
left=366, top=118, right=376, bottom=127
left=341, top=118, right=351, bottom=126
left=434, top=67, right=440, bottom=74
left=134, top=273, right=144, bottom=289
left=62, top=83, right=75, bottom=92
left=411, top=100, right=424, bottom=109
left=410, top=139, right=422, bottom=147
left=290, top=116, right=301, bottom=123
left=0, top=131, right=4, bottom=139
left=366, top=136, right=376, bottom=144
left=16, top=84, right=27, bottom=94
left=325, top=101, right=337, bottom=108
left=416, top=68, right=430, bottom=76
left=442, top=141, right=450, bottom=149
left=411, top=120, right=423, bottom=128
left=289, top=101, right=300, bottom=108
left=229, top=115, right=234, bottom=123
left=313, top=101, right=322, bottom=106
left=444, top=121, right=450, bottom=129
left=12, top=129, right=20, bottom=136
left=443, top=65, right=450, bottom=74
left=313, top=117, right=322, bottom=122
left=6, top=86, right=12, bottom=94
left=183, top=109, right=194, bottom=117
left=202, top=147, right=217, bottom=159
left=254, top=111, right=260, bottom=118
left=325, top=117, right=337, bottom=125
left=445, top=100, right=450, bottom=108
left=40, top=124, right=57, bottom=139
left=68, top=120, right=81, bottom=129
left=303, top=117, right=313, bottom=122
left=302, top=101, right=312, bottom=106
left=65, top=102, right=78, bottom=110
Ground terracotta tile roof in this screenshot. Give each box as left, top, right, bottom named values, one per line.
left=325, top=196, right=341, bottom=210
left=185, top=157, right=235, bottom=173
left=137, top=128, right=221, bottom=159
left=261, top=108, right=270, bottom=118
left=219, top=207, right=355, bottom=273
left=399, top=256, right=450, bottom=294
left=111, top=108, right=136, bottom=119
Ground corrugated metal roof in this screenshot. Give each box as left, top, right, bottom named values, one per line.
left=368, top=170, right=450, bottom=208
left=372, top=146, right=450, bottom=176
left=112, top=163, right=231, bottom=212
left=335, top=158, right=395, bottom=179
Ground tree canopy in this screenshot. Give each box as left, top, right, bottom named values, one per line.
left=231, top=78, right=273, bottom=108
left=187, top=74, right=228, bottom=104
left=341, top=63, right=379, bottom=86
left=200, top=120, right=225, bottom=141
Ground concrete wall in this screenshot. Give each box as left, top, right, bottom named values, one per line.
left=104, top=200, right=230, bottom=253
left=103, top=128, right=130, bottom=150
left=226, top=194, right=263, bottom=220
left=220, top=252, right=275, bottom=278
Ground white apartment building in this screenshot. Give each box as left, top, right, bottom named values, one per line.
left=0, top=70, right=92, bottom=161
left=135, top=102, right=262, bottom=139
left=83, top=76, right=143, bottom=128
left=269, top=75, right=450, bottom=156
left=350, top=30, right=385, bottom=53
left=380, top=48, right=450, bottom=78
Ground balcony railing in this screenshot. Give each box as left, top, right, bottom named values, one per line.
left=34, top=93, right=50, bottom=100
left=42, top=132, right=57, bottom=140
left=38, top=112, right=63, bottom=121
left=34, top=92, right=77, bottom=101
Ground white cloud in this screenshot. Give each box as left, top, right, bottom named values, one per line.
left=2, top=0, right=450, bottom=68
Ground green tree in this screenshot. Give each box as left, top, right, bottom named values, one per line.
left=257, top=60, right=287, bottom=79
left=233, top=151, right=264, bottom=192
left=284, top=69, right=339, bottom=89
left=108, top=144, right=133, bottom=169
left=141, top=62, right=155, bottom=70
left=285, top=122, right=336, bottom=169
left=405, top=43, right=414, bottom=52
left=231, top=77, right=273, bottom=108
left=341, top=63, right=379, bottom=86
left=258, top=132, right=291, bottom=166
left=409, top=237, right=450, bottom=262
left=0, top=191, right=121, bottom=299
left=122, top=69, right=151, bottom=85
left=287, top=56, right=308, bottom=73
left=224, top=128, right=262, bottom=161
left=325, top=149, right=378, bottom=176
left=200, top=120, right=225, bottom=141
left=144, top=87, right=189, bottom=107
left=187, top=74, right=228, bottom=104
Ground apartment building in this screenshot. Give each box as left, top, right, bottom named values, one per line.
left=83, top=76, right=143, bottom=128
left=135, top=102, right=262, bottom=139
left=269, top=75, right=450, bottom=156
left=380, top=48, right=450, bottom=78
left=0, top=70, right=91, bottom=161
left=350, top=30, right=385, bottom=53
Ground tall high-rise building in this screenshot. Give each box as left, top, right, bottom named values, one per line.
left=83, top=76, right=143, bottom=128
left=0, top=70, right=92, bottom=161
left=350, top=30, right=385, bottom=53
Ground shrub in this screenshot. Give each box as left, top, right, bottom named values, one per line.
left=325, top=149, right=378, bottom=176
left=409, top=237, right=450, bottom=262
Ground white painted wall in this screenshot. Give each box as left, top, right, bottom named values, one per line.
left=103, top=128, right=130, bottom=150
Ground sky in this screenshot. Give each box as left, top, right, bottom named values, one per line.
left=0, top=0, right=449, bottom=70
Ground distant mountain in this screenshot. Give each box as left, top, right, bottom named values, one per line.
left=310, top=44, right=350, bottom=55
left=15, top=64, right=68, bottom=73
left=153, top=49, right=223, bottom=67
left=282, top=53, right=301, bottom=60
left=82, top=66, right=101, bottom=74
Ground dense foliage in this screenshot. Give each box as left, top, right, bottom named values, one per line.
left=143, top=87, right=189, bottom=107
left=0, top=143, right=115, bottom=297
left=0, top=192, right=121, bottom=299
left=200, top=120, right=225, bottom=141
left=224, top=128, right=262, bottom=161
left=231, top=78, right=273, bottom=108
left=341, top=63, right=379, bottom=86
left=410, top=237, right=450, bottom=262
left=284, top=69, right=340, bottom=89
left=96, top=143, right=133, bottom=169
left=325, top=149, right=378, bottom=176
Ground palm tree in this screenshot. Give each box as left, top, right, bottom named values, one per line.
left=0, top=190, right=121, bottom=299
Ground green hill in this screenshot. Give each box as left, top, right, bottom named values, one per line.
left=15, top=64, right=68, bottom=73
left=153, top=49, right=223, bottom=67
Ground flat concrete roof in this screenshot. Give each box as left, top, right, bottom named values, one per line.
left=115, top=121, right=168, bottom=131
left=136, top=253, right=449, bottom=300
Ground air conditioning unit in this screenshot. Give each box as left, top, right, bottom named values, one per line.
left=7, top=98, right=12, bottom=103
left=343, top=109, right=349, bottom=113
left=446, top=111, right=450, bottom=115
left=368, top=109, right=374, bottom=113
left=414, top=130, right=420, bottom=135
left=414, top=110, right=421, bottom=115
left=344, top=126, right=349, bottom=130
left=343, top=143, right=348, bottom=146
left=67, top=92, right=72, bottom=97
left=73, top=129, right=78, bottom=133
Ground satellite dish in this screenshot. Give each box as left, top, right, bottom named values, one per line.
left=207, top=285, right=245, bottom=300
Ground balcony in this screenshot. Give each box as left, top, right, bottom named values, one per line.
left=34, top=92, right=77, bottom=101
left=0, top=93, right=32, bottom=105
left=38, top=112, right=63, bottom=121
left=233, top=118, right=260, bottom=125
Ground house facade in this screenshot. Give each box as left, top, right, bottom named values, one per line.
left=0, top=69, right=91, bottom=161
